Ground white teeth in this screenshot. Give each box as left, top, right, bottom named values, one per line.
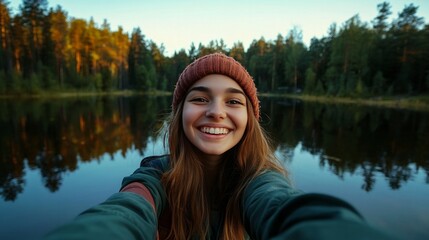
left=201, top=127, right=229, bottom=135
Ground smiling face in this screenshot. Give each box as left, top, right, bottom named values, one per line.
left=182, top=74, right=248, bottom=161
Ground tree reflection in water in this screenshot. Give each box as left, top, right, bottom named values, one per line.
left=0, top=96, right=171, bottom=201
left=260, top=97, right=429, bottom=192
left=0, top=95, right=428, bottom=201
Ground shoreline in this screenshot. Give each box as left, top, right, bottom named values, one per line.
left=1, top=91, right=429, bottom=111
left=260, top=93, right=429, bottom=112
left=0, top=90, right=171, bottom=99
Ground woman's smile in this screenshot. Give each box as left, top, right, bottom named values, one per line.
left=200, top=126, right=229, bottom=135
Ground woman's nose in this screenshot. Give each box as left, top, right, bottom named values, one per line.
left=205, top=101, right=226, bottom=119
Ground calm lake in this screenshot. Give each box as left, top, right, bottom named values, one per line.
left=0, top=95, right=428, bottom=240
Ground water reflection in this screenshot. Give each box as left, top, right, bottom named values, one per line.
left=0, top=96, right=171, bottom=201
left=260, top=97, right=429, bottom=192
left=1, top=96, right=428, bottom=201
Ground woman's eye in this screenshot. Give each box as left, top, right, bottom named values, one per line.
left=227, top=99, right=244, bottom=105
left=190, top=97, right=207, bottom=103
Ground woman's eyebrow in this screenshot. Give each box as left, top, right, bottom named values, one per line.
left=226, top=87, right=245, bottom=96
left=188, top=86, right=210, bottom=93
left=188, top=86, right=245, bottom=96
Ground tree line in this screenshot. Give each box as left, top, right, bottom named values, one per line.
left=0, top=0, right=428, bottom=96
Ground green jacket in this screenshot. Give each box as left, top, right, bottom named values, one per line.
left=44, top=155, right=395, bottom=239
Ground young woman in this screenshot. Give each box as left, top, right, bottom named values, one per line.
left=45, top=53, right=393, bottom=240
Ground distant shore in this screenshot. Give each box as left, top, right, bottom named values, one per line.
left=261, top=93, right=429, bottom=112
left=0, top=90, right=171, bottom=99
left=2, top=91, right=429, bottom=111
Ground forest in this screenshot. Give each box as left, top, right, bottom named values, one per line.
left=0, top=0, right=428, bottom=97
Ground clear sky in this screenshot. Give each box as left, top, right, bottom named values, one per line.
left=7, top=0, right=429, bottom=56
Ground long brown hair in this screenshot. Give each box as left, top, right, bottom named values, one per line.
left=162, top=97, right=286, bottom=239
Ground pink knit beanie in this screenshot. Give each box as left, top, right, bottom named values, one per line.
left=172, top=53, right=260, bottom=119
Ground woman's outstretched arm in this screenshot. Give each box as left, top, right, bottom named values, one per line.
left=44, top=156, right=168, bottom=240
left=242, top=171, right=396, bottom=240
left=44, top=191, right=157, bottom=240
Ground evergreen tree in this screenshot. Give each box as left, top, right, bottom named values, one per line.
left=112, top=27, right=129, bottom=90
left=284, top=28, right=307, bottom=92
left=127, top=28, right=155, bottom=91
left=307, top=37, right=330, bottom=94
left=369, top=2, right=392, bottom=95
left=271, top=34, right=285, bottom=91
left=128, top=28, right=145, bottom=89
left=20, top=0, right=48, bottom=78
left=188, top=42, right=198, bottom=61
left=328, top=16, right=373, bottom=96
left=48, top=6, right=68, bottom=88
left=391, top=4, right=425, bottom=93
left=372, top=2, right=391, bottom=36
left=168, top=49, right=190, bottom=90
left=40, top=8, right=56, bottom=89
left=246, top=37, right=273, bottom=92
left=10, top=15, right=25, bottom=88
left=0, top=0, right=13, bottom=76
